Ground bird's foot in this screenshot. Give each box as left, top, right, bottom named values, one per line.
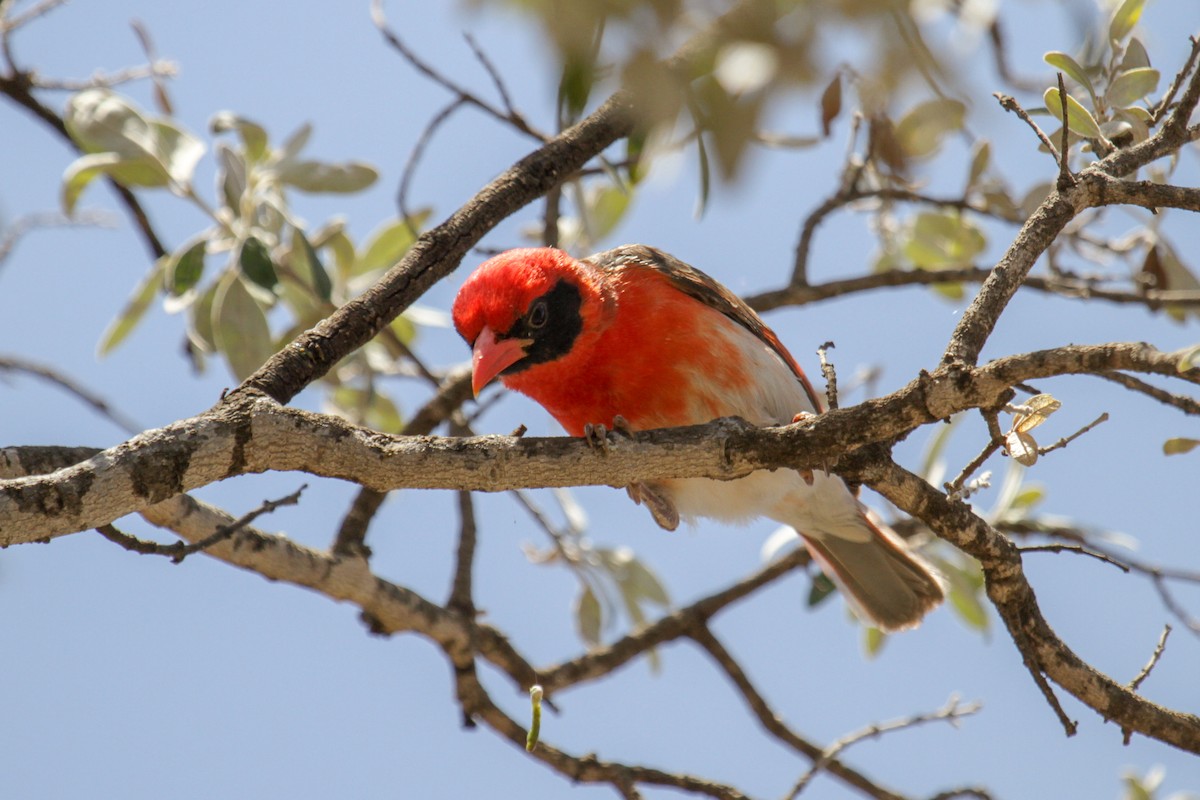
left=583, top=416, right=634, bottom=453
left=627, top=482, right=680, bottom=531
left=583, top=422, right=611, bottom=452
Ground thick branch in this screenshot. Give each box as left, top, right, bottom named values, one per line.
left=3, top=342, right=1194, bottom=546
left=848, top=454, right=1200, bottom=754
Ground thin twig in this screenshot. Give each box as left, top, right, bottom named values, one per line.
left=396, top=97, right=467, bottom=230
left=1096, top=372, right=1200, bottom=414
left=1037, top=412, right=1109, bottom=456
left=1128, top=625, right=1172, bottom=693
left=994, top=92, right=1059, bottom=164
left=690, top=625, right=910, bottom=800
left=787, top=695, right=982, bottom=799
left=97, top=485, right=307, bottom=563
left=0, top=354, right=141, bottom=433
left=1151, top=35, right=1200, bottom=124
left=1017, top=544, right=1131, bottom=573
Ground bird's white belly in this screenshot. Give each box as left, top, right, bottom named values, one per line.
left=662, top=468, right=801, bottom=525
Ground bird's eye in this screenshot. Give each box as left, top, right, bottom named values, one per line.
left=528, top=300, right=549, bottom=329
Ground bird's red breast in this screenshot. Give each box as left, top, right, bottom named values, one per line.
left=451, top=246, right=819, bottom=435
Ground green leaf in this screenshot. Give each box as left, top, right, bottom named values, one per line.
left=167, top=238, right=207, bottom=297
left=328, top=386, right=404, bottom=433
left=63, top=89, right=202, bottom=189
left=863, top=626, right=886, bottom=658
left=948, top=579, right=990, bottom=632
left=210, top=111, right=268, bottom=161
left=61, top=152, right=124, bottom=216
left=291, top=226, right=333, bottom=302
left=966, top=140, right=990, bottom=191
left=1109, top=0, right=1145, bottom=43
left=64, top=88, right=157, bottom=158
left=238, top=236, right=278, bottom=291
left=557, top=52, right=595, bottom=121
left=1163, top=437, right=1200, bottom=455
left=1043, top=87, right=1103, bottom=139
left=624, top=557, right=669, bottom=607
left=587, top=185, right=631, bottom=242
left=1120, top=38, right=1151, bottom=72
left=97, top=256, right=167, bottom=356
left=807, top=572, right=836, bottom=607
left=277, top=160, right=378, bottom=193
left=1177, top=344, right=1200, bottom=372
left=575, top=585, right=602, bottom=646
left=1105, top=68, right=1160, bottom=107
left=355, top=211, right=430, bottom=276
left=1044, top=51, right=1096, bottom=100
left=894, top=98, right=966, bottom=160
left=188, top=281, right=219, bottom=355
left=215, top=141, right=248, bottom=213
left=902, top=211, right=986, bottom=270
left=213, top=272, right=275, bottom=381
left=279, top=122, right=312, bottom=161
left=149, top=119, right=205, bottom=185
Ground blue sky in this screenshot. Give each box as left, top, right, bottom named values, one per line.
left=2, top=1, right=1199, bottom=798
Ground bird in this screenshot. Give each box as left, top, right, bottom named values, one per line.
left=451, top=244, right=943, bottom=631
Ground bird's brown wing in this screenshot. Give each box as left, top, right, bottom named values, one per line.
left=584, top=244, right=824, bottom=413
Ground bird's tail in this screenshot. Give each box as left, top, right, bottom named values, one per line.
left=801, top=512, right=944, bottom=632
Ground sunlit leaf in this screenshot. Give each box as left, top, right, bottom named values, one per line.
left=894, top=98, right=966, bottom=160
left=587, top=185, right=631, bottom=242
left=902, top=211, right=986, bottom=270
left=279, top=121, right=312, bottom=161
left=863, top=626, right=886, bottom=658
left=624, top=557, right=669, bottom=607
left=1006, top=429, right=1039, bottom=466
left=355, top=211, right=431, bottom=277
left=277, top=160, right=378, bottom=193
left=1163, top=437, right=1200, bottom=456
left=575, top=585, right=602, bottom=646
left=187, top=281, right=219, bottom=355
left=1120, top=38, right=1151, bottom=72
left=1177, top=344, right=1200, bottom=372
left=238, top=236, right=278, bottom=291
left=215, top=141, right=247, bottom=212
left=1044, top=51, right=1096, bottom=100
left=61, top=152, right=125, bottom=216
left=149, top=119, right=204, bottom=185
left=97, top=256, right=167, bottom=356
left=1109, top=0, right=1145, bottom=43
left=1013, top=394, right=1061, bottom=433
left=213, top=272, right=275, bottom=381
left=328, top=386, right=404, bottom=433
left=1106, top=68, right=1160, bottom=107
left=210, top=110, right=268, bottom=161
left=1043, top=87, right=1103, bottom=139
left=1010, top=485, right=1046, bottom=509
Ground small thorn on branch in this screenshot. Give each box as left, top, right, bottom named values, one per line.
left=817, top=341, right=838, bottom=410
left=1055, top=72, right=1077, bottom=189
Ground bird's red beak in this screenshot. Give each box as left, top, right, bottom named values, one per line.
left=471, top=325, right=531, bottom=397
